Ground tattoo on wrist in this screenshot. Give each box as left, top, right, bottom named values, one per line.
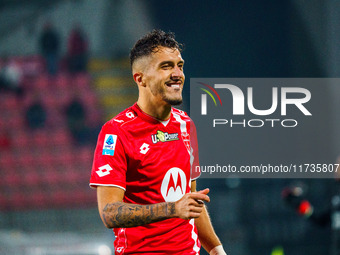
left=102, top=202, right=176, bottom=228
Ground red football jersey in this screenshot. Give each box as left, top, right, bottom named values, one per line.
left=90, top=103, right=201, bottom=254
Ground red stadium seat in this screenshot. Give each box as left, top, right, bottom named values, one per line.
left=82, top=91, right=97, bottom=107
left=35, top=75, right=49, bottom=90
left=22, top=166, right=41, bottom=187
left=0, top=117, right=7, bottom=131
left=42, top=168, right=60, bottom=187
left=87, top=108, right=102, bottom=125
left=58, top=90, right=73, bottom=106
left=71, top=189, right=90, bottom=206
left=52, top=130, right=70, bottom=146
left=45, top=108, right=65, bottom=128
left=1, top=94, right=18, bottom=110
left=0, top=193, right=8, bottom=210
left=31, top=130, right=50, bottom=147
left=75, top=146, right=93, bottom=163
left=57, top=149, right=74, bottom=168
left=0, top=152, right=15, bottom=170
left=38, top=152, right=55, bottom=169
left=11, top=132, right=30, bottom=153
left=55, top=73, right=70, bottom=88
left=21, top=92, right=35, bottom=108
left=29, top=190, right=50, bottom=209
left=7, top=112, right=24, bottom=129
left=51, top=190, right=72, bottom=207
left=41, top=92, right=59, bottom=109
left=9, top=191, right=28, bottom=210
left=74, top=73, right=91, bottom=89
left=16, top=153, right=35, bottom=169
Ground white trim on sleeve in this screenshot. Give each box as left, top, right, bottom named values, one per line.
left=89, top=183, right=126, bottom=191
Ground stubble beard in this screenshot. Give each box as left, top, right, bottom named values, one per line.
left=163, top=95, right=183, bottom=106
left=152, top=84, right=183, bottom=106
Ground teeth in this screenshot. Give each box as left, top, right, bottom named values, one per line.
left=171, top=84, right=180, bottom=88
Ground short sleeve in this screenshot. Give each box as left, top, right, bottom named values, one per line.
left=89, top=122, right=127, bottom=190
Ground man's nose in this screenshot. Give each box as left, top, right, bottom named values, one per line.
left=171, top=66, right=184, bottom=78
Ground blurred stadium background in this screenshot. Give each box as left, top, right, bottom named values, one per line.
left=0, top=0, right=339, bottom=254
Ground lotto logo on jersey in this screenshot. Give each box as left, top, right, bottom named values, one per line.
left=102, top=134, right=117, bottom=156
left=161, top=167, right=187, bottom=202
left=151, top=130, right=179, bottom=144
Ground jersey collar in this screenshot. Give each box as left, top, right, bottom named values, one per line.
left=132, top=103, right=172, bottom=127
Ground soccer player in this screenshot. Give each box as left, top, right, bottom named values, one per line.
left=90, top=29, right=227, bottom=255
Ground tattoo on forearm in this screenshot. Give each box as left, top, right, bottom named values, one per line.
left=102, top=202, right=176, bottom=228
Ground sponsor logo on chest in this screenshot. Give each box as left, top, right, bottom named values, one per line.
left=161, top=167, right=187, bottom=202
left=151, top=130, right=179, bottom=144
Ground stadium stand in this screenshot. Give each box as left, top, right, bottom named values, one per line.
left=0, top=55, right=100, bottom=211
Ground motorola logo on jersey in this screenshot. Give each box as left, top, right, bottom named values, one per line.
left=151, top=130, right=179, bottom=144
left=161, top=167, right=187, bottom=202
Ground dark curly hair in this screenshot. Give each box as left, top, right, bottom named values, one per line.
left=129, top=29, right=183, bottom=67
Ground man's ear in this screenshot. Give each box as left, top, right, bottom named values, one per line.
left=133, top=72, right=145, bottom=87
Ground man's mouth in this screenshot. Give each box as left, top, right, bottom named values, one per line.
left=166, top=82, right=182, bottom=88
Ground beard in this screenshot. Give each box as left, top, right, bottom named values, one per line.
left=163, top=95, right=183, bottom=105
left=150, top=83, right=183, bottom=105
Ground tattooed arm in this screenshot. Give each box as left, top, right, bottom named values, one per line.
left=97, top=186, right=210, bottom=228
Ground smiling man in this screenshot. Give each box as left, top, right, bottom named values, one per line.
left=90, top=29, right=226, bottom=255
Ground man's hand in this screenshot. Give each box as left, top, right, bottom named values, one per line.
left=175, top=188, right=210, bottom=219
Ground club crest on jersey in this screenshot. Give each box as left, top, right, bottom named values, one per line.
left=102, top=134, right=117, bottom=156
left=181, top=132, right=191, bottom=153
left=151, top=130, right=179, bottom=144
